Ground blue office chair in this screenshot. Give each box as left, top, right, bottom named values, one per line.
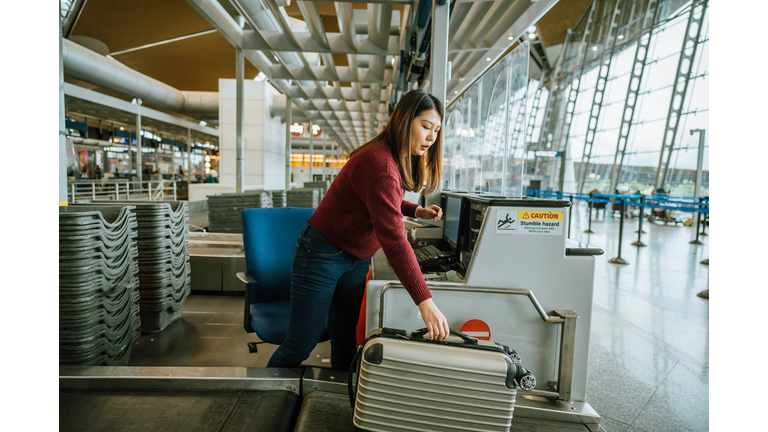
left=238, top=207, right=330, bottom=350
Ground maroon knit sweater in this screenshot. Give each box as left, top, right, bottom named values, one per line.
left=308, top=142, right=432, bottom=305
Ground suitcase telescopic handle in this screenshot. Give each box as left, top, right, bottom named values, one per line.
left=411, top=328, right=479, bottom=344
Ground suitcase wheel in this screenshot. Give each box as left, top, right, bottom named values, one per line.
left=519, top=373, right=536, bottom=391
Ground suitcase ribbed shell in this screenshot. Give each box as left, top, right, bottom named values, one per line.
left=353, top=336, right=517, bottom=432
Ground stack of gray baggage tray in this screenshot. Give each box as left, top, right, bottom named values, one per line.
left=302, top=181, right=330, bottom=201
left=286, top=188, right=321, bottom=208
left=59, top=205, right=141, bottom=366
left=74, top=201, right=191, bottom=333
left=207, top=191, right=272, bottom=233
left=267, top=190, right=287, bottom=207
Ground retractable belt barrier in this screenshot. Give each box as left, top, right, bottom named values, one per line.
left=525, top=189, right=710, bottom=265
left=527, top=190, right=709, bottom=214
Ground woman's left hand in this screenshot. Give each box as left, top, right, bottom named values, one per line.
left=416, top=205, right=443, bottom=221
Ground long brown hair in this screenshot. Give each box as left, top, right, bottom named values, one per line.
left=349, top=90, right=443, bottom=195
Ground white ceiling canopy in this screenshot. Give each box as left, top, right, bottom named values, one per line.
left=187, top=0, right=558, bottom=153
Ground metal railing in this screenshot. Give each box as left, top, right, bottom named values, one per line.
left=378, top=282, right=580, bottom=402
left=67, top=180, right=178, bottom=203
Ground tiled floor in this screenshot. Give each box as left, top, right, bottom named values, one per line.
left=128, top=201, right=708, bottom=432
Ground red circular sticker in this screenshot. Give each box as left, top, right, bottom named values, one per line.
left=460, top=319, right=491, bottom=341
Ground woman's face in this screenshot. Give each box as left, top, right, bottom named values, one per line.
left=409, top=109, right=442, bottom=156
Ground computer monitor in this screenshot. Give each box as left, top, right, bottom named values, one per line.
left=442, top=195, right=462, bottom=249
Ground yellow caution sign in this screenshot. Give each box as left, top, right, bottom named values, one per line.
left=518, top=210, right=563, bottom=221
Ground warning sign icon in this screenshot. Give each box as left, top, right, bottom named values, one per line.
left=460, top=319, right=491, bottom=341
left=522, top=212, right=530, bottom=219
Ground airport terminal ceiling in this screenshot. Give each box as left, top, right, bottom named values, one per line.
left=61, top=0, right=591, bottom=153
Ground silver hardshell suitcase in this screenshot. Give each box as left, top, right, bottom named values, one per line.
left=348, top=328, right=536, bottom=432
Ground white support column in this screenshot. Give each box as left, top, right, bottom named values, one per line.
left=430, top=0, right=450, bottom=105
left=309, top=120, right=314, bottom=181
left=322, top=133, right=327, bottom=180
left=187, top=128, right=192, bottom=180
left=427, top=0, right=450, bottom=206
left=236, top=47, right=245, bottom=192
left=136, top=99, right=143, bottom=182
left=285, top=98, right=292, bottom=190
left=59, top=20, right=68, bottom=205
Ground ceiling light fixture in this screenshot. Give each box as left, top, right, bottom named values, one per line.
left=508, top=34, right=514, bottom=40
left=454, top=91, right=458, bottom=94
left=592, top=46, right=598, bottom=51
left=486, top=57, right=491, bottom=61
left=528, top=33, right=536, bottom=39
left=618, top=35, right=624, bottom=40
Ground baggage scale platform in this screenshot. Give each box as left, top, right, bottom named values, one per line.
left=60, top=366, right=604, bottom=431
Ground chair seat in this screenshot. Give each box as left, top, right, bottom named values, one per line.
left=249, top=301, right=330, bottom=345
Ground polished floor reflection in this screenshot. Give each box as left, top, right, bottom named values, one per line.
left=572, top=202, right=709, bottom=432
left=128, top=201, right=708, bottom=432
left=127, top=295, right=332, bottom=369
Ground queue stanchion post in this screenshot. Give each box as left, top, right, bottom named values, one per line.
left=635, top=195, right=646, bottom=233
left=584, top=193, right=595, bottom=234
left=699, top=198, right=708, bottom=236
left=568, top=194, right=573, bottom=239
left=609, top=199, right=629, bottom=265
left=700, top=258, right=709, bottom=265
left=632, top=197, right=646, bottom=247
left=689, top=207, right=704, bottom=245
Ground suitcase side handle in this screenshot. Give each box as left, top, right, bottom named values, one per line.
left=411, top=328, right=479, bottom=345
left=348, top=346, right=363, bottom=409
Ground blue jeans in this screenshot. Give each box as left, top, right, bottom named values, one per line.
left=267, top=224, right=370, bottom=371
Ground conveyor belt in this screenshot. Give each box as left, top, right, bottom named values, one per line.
left=59, top=366, right=604, bottom=432
left=60, top=390, right=299, bottom=432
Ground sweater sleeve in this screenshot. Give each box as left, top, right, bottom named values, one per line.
left=401, top=200, right=420, bottom=218
left=365, top=174, right=432, bottom=305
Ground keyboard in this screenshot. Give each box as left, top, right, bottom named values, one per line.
left=414, top=245, right=453, bottom=269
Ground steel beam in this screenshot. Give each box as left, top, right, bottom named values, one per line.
left=537, top=28, right=572, bottom=153
left=609, top=0, right=660, bottom=193
left=656, top=0, right=708, bottom=189
left=555, top=0, right=599, bottom=192
left=525, top=76, right=545, bottom=153
left=692, top=128, right=705, bottom=197
left=576, top=0, right=626, bottom=194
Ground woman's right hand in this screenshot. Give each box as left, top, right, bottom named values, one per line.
left=417, top=298, right=449, bottom=340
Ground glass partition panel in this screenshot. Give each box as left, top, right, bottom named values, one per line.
left=442, top=103, right=461, bottom=191
left=462, top=86, right=481, bottom=192
left=450, top=104, right=464, bottom=192
left=504, top=42, right=530, bottom=197
left=480, top=65, right=508, bottom=195
left=442, top=41, right=529, bottom=196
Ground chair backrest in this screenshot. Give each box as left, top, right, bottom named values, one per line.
left=241, top=207, right=314, bottom=303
